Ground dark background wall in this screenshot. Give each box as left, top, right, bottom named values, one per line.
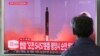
left=97, top=0, right=100, bottom=46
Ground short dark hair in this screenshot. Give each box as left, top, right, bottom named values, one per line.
left=72, top=14, right=93, bottom=37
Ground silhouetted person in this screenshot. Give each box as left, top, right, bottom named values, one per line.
left=62, top=14, right=100, bottom=56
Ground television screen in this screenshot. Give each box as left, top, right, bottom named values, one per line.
left=3, top=0, right=96, bottom=55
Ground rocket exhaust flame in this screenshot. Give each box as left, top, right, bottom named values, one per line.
left=4, top=25, right=79, bottom=50
left=46, top=35, right=49, bottom=41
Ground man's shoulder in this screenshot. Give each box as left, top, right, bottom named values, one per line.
left=61, top=42, right=100, bottom=56
left=62, top=46, right=100, bottom=56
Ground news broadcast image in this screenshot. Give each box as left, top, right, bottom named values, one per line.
left=3, top=0, right=96, bottom=55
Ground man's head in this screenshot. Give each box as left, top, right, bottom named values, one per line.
left=72, top=14, right=93, bottom=38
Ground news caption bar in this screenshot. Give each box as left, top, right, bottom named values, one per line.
left=5, top=38, right=73, bottom=54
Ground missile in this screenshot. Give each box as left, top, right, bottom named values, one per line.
left=45, top=7, right=49, bottom=41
